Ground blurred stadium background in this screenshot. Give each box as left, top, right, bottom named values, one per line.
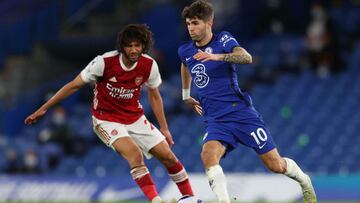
left=0, top=0, right=360, bottom=202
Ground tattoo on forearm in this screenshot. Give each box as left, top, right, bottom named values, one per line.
left=223, top=47, right=252, bottom=64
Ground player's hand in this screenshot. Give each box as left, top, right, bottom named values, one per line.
left=184, top=97, right=203, bottom=116
left=24, top=108, right=47, bottom=125
left=193, top=49, right=222, bottom=62
left=160, top=128, right=174, bottom=147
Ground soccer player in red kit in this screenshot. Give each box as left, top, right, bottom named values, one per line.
left=25, top=24, right=193, bottom=203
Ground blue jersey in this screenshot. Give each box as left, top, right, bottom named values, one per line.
left=178, top=31, right=276, bottom=155
left=178, top=31, right=256, bottom=122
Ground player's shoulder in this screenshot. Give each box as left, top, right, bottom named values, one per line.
left=178, top=40, right=194, bottom=55
left=141, top=53, right=156, bottom=64
left=141, top=53, right=155, bottom=62
left=100, top=50, right=120, bottom=59
left=216, top=31, right=234, bottom=43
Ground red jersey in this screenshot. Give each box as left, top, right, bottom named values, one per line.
left=80, top=51, right=162, bottom=124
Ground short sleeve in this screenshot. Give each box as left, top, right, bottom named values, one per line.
left=80, top=55, right=105, bottom=83
left=219, top=31, right=240, bottom=53
left=144, top=60, right=162, bottom=88
left=177, top=46, right=186, bottom=64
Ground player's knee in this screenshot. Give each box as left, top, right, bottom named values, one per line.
left=126, top=150, right=144, bottom=167
left=158, top=151, right=178, bottom=167
left=200, top=149, right=209, bottom=162
left=161, top=154, right=178, bottom=167
left=201, top=149, right=218, bottom=167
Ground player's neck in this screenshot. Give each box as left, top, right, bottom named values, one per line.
left=121, top=54, right=136, bottom=69
left=196, top=32, right=213, bottom=47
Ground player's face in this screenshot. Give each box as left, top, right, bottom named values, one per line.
left=186, top=17, right=210, bottom=42
left=123, top=41, right=143, bottom=63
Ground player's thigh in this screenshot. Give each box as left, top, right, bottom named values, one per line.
left=92, top=117, right=143, bottom=166
left=112, top=137, right=144, bottom=164
left=203, top=123, right=238, bottom=156
left=232, top=119, right=276, bottom=154
left=126, top=115, right=165, bottom=159
left=92, top=117, right=130, bottom=148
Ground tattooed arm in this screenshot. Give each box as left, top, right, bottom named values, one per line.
left=223, top=46, right=252, bottom=64
left=193, top=46, right=252, bottom=64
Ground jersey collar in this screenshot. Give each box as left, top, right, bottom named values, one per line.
left=194, top=33, right=216, bottom=49
left=120, top=53, right=138, bottom=71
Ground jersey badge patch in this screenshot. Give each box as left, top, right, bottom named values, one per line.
left=111, top=129, right=118, bottom=136
left=135, top=76, right=143, bottom=86
left=205, top=47, right=213, bottom=53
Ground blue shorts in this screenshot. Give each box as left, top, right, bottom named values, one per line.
left=203, top=116, right=276, bottom=155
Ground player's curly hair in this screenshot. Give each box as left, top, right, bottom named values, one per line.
left=116, top=24, right=154, bottom=53
left=182, top=0, right=214, bottom=21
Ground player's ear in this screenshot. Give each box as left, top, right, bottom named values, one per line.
left=207, top=18, right=213, bottom=27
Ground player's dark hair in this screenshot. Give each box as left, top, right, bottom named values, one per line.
left=182, top=0, right=214, bottom=21
left=116, top=24, right=154, bottom=53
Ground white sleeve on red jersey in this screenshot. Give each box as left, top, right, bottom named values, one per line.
left=80, top=55, right=105, bottom=83
left=144, top=59, right=162, bottom=89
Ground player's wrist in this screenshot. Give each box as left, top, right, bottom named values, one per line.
left=221, top=54, right=228, bottom=61
left=182, top=88, right=191, bottom=100
left=216, top=54, right=224, bottom=61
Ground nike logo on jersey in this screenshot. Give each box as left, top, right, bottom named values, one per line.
left=259, top=143, right=267, bottom=149
left=203, top=132, right=208, bottom=140
left=109, top=76, right=117, bottom=83
left=185, top=57, right=192, bottom=61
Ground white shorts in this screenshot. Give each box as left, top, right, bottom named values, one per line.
left=92, top=115, right=165, bottom=159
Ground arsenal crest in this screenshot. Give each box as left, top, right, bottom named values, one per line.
left=111, top=129, right=118, bottom=136
left=135, top=76, right=143, bottom=86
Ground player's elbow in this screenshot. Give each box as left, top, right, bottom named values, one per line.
left=237, top=47, right=252, bottom=64
left=246, top=54, right=252, bottom=64
left=65, top=81, right=82, bottom=93
left=148, top=92, right=162, bottom=104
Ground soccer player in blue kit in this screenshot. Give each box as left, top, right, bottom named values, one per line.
left=178, top=1, right=317, bottom=203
